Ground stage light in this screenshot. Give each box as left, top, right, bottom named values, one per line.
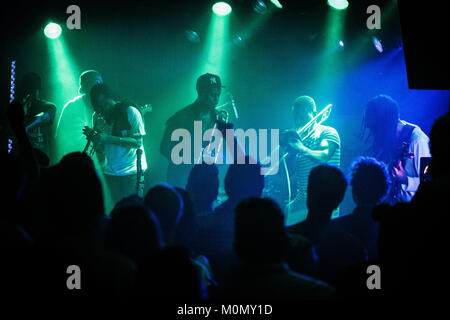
left=185, top=30, right=201, bottom=43
left=327, top=0, right=349, bottom=10
left=44, top=22, right=62, bottom=39
left=253, top=0, right=267, bottom=14
left=338, top=40, right=344, bottom=48
left=372, top=36, right=383, bottom=53
left=270, top=0, right=283, bottom=9
left=212, top=2, right=232, bottom=16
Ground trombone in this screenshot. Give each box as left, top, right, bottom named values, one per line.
left=296, top=103, right=332, bottom=140
left=263, top=103, right=333, bottom=176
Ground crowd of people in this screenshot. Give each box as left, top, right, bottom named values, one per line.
left=1, top=96, right=449, bottom=301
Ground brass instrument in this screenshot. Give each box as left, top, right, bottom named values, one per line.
left=296, top=103, right=332, bottom=141
left=82, top=134, right=96, bottom=156
left=83, top=115, right=107, bottom=156
left=263, top=103, right=333, bottom=225
left=199, top=94, right=239, bottom=164
left=263, top=103, right=333, bottom=176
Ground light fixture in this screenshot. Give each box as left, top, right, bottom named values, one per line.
left=327, top=0, right=349, bottom=10
left=44, top=22, right=62, bottom=39
left=212, top=2, right=232, bottom=16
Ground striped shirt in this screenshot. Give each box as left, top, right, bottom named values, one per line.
left=292, top=124, right=341, bottom=205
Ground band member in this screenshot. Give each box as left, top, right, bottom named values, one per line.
left=55, top=70, right=103, bottom=160
left=85, top=83, right=147, bottom=205
left=363, top=94, right=431, bottom=203
left=160, top=73, right=230, bottom=188
left=278, top=96, right=341, bottom=226
left=18, top=72, right=56, bottom=162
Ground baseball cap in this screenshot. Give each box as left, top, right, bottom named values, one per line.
left=196, top=73, right=224, bottom=93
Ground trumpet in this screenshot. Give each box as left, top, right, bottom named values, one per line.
left=83, top=135, right=96, bottom=156
left=198, top=94, right=239, bottom=164
left=83, top=115, right=107, bottom=157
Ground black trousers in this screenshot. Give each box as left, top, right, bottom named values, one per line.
left=104, top=174, right=138, bottom=206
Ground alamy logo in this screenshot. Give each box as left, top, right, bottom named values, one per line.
left=66, top=5, right=81, bottom=30
left=366, top=5, right=381, bottom=30
left=170, top=121, right=279, bottom=175
left=366, top=265, right=381, bottom=290
left=66, top=265, right=81, bottom=290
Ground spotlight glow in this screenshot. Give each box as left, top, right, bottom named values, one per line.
left=327, top=0, right=349, bottom=10
left=372, top=36, right=384, bottom=53
left=44, top=23, right=62, bottom=39
left=270, top=0, right=283, bottom=9
left=212, top=2, right=232, bottom=16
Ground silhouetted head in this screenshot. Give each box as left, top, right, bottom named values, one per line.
left=105, top=204, right=161, bottom=264
left=144, top=183, right=183, bottom=244
left=113, top=194, right=144, bottom=209
left=79, top=70, right=103, bottom=96
left=307, top=164, right=347, bottom=223
left=186, top=163, right=219, bottom=214
left=292, top=96, right=317, bottom=128
left=350, top=157, right=390, bottom=206
left=40, top=152, right=104, bottom=234
left=224, top=157, right=264, bottom=204
left=173, top=187, right=196, bottom=249
left=234, top=198, right=287, bottom=264
left=429, top=113, right=450, bottom=178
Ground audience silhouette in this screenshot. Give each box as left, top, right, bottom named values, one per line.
left=2, top=98, right=448, bottom=301
left=144, top=183, right=183, bottom=245
left=220, top=197, right=335, bottom=300
left=331, top=157, right=390, bottom=261
left=194, top=157, right=264, bottom=285
left=186, top=163, right=219, bottom=216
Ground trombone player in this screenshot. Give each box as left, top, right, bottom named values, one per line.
left=278, top=96, right=341, bottom=226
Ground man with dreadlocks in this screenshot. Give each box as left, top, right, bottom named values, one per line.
left=362, top=94, right=430, bottom=204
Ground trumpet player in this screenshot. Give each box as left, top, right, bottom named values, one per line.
left=281, top=96, right=341, bottom=226
left=160, top=73, right=232, bottom=188
left=84, top=83, right=147, bottom=205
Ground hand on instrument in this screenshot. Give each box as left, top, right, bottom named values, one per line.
left=216, top=119, right=234, bottom=132
left=391, top=160, right=408, bottom=185
left=287, top=139, right=306, bottom=154
left=93, top=132, right=106, bottom=145
left=82, top=126, right=97, bottom=141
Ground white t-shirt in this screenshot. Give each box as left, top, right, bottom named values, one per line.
left=103, top=106, right=147, bottom=176
left=399, top=120, right=431, bottom=202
